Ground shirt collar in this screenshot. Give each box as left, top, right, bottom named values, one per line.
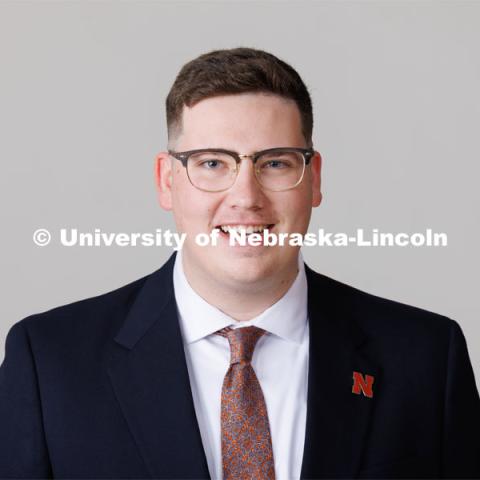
left=173, top=250, right=308, bottom=345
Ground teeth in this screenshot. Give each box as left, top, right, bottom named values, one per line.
left=219, top=225, right=270, bottom=234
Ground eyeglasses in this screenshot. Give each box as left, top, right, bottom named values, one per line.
left=168, top=147, right=314, bottom=192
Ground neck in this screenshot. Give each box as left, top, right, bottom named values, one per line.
left=181, top=254, right=299, bottom=321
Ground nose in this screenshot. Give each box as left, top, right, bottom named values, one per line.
left=225, top=157, right=266, bottom=210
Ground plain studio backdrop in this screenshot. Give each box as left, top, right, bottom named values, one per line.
left=0, top=1, right=479, bottom=391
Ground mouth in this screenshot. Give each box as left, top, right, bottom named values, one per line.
left=215, top=224, right=275, bottom=238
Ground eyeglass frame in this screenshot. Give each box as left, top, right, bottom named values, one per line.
left=167, top=147, right=315, bottom=192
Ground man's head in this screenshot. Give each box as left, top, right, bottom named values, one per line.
left=156, top=48, right=322, bottom=298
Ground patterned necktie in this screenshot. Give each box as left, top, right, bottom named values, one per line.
left=216, top=326, right=275, bottom=479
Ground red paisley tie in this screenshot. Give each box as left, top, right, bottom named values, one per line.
left=217, top=326, right=275, bottom=479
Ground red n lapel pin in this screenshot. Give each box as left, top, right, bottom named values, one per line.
left=352, top=371, right=374, bottom=398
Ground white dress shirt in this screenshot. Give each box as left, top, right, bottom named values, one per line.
left=173, top=251, right=309, bottom=480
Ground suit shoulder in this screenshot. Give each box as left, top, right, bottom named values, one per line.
left=12, top=272, right=152, bottom=343
left=306, top=266, right=456, bottom=336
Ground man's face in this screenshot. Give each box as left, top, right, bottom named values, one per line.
left=156, top=92, right=322, bottom=292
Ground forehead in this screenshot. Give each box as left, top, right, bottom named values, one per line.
left=174, top=92, right=305, bottom=151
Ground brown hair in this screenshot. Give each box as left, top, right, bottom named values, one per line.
left=166, top=47, right=313, bottom=146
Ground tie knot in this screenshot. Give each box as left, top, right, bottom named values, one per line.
left=217, top=326, right=266, bottom=365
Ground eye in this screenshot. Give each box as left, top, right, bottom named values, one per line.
left=201, top=159, right=222, bottom=169
left=189, top=152, right=233, bottom=171
left=263, top=159, right=290, bottom=169
left=257, top=151, right=302, bottom=172
left=197, top=159, right=233, bottom=172
left=259, top=158, right=295, bottom=170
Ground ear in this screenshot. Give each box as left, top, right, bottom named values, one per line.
left=155, top=152, right=173, bottom=211
left=311, top=151, right=322, bottom=207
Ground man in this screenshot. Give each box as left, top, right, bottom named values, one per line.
left=0, top=48, right=479, bottom=479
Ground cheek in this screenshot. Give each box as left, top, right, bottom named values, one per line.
left=281, top=192, right=312, bottom=228
left=171, top=188, right=219, bottom=233
left=286, top=187, right=311, bottom=209
left=172, top=196, right=197, bottom=229
left=171, top=171, right=196, bottom=227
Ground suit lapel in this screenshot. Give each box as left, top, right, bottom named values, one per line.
left=301, top=266, right=380, bottom=479
left=107, top=254, right=210, bottom=479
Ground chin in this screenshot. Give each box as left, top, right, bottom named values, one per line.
left=217, top=257, right=279, bottom=286
left=222, top=272, right=271, bottom=291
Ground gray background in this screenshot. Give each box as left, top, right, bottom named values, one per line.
left=0, top=0, right=478, bottom=390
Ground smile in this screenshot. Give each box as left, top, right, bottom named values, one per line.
left=218, top=225, right=274, bottom=235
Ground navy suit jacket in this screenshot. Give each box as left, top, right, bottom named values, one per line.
left=1, top=254, right=479, bottom=478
